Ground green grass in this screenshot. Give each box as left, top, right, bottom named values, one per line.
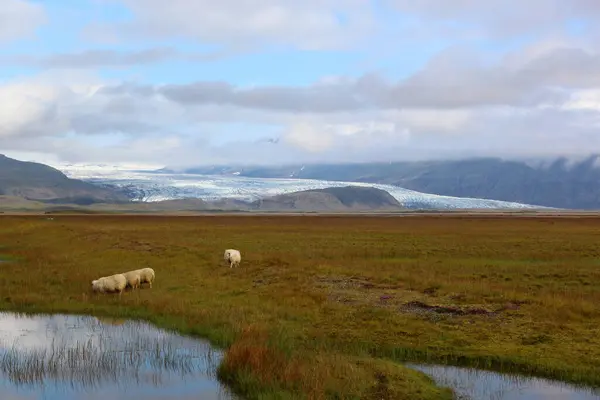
left=0, top=214, right=599, bottom=399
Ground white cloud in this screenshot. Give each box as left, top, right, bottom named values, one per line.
left=284, top=122, right=335, bottom=152
left=87, top=0, right=375, bottom=50
left=3, top=2, right=600, bottom=166
left=385, top=0, right=600, bottom=39
left=2, top=63, right=600, bottom=167
left=0, top=0, right=47, bottom=43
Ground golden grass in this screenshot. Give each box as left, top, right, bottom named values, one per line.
left=0, top=214, right=599, bottom=399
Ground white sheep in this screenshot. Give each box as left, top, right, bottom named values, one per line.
left=136, top=267, right=155, bottom=288
left=224, top=249, right=241, bottom=268
left=91, top=273, right=127, bottom=296
left=123, top=270, right=142, bottom=290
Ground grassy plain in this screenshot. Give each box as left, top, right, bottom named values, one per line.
left=0, top=214, right=599, bottom=399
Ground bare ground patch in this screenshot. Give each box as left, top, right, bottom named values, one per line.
left=314, top=275, right=526, bottom=319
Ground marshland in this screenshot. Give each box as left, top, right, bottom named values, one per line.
left=0, top=214, right=599, bottom=399
left=0, top=312, right=235, bottom=399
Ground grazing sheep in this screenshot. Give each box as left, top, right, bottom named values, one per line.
left=123, top=270, right=142, bottom=290
left=91, top=273, right=127, bottom=296
left=224, top=249, right=241, bottom=268
left=137, top=267, right=155, bottom=288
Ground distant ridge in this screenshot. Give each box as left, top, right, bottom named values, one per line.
left=0, top=185, right=405, bottom=212
left=0, top=155, right=128, bottom=204
left=164, top=155, right=600, bottom=209
left=2, top=157, right=549, bottom=212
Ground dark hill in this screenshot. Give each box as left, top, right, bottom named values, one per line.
left=252, top=186, right=403, bottom=211
left=0, top=154, right=128, bottom=204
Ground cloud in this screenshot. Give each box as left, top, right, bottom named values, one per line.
left=0, top=0, right=46, bottom=43
left=282, top=120, right=410, bottom=154
left=385, top=0, right=600, bottom=39
left=3, top=1, right=600, bottom=167
left=86, top=0, right=375, bottom=50
left=1, top=70, right=598, bottom=167
left=0, top=48, right=235, bottom=69
left=93, top=43, right=600, bottom=111
left=4, top=36, right=600, bottom=167
left=0, top=70, right=181, bottom=140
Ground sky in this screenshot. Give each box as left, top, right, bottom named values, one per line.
left=1, top=0, right=600, bottom=168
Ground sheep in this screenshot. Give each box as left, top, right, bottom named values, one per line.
left=91, top=273, right=127, bottom=296
left=119, top=268, right=154, bottom=290
left=224, top=249, right=241, bottom=268
left=136, top=267, right=155, bottom=288
left=123, top=270, right=142, bottom=290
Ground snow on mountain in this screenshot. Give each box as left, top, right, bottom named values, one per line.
left=57, top=162, right=162, bottom=177
left=55, top=163, right=550, bottom=210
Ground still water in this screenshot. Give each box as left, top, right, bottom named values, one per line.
left=407, top=363, right=600, bottom=400
left=0, top=312, right=237, bottom=399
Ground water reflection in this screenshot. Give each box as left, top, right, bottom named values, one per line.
left=407, top=363, right=600, bottom=400
left=0, top=312, right=237, bottom=399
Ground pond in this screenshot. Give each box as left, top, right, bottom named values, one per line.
left=407, top=363, right=600, bottom=400
left=0, top=312, right=238, bottom=399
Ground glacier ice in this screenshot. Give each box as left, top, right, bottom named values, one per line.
left=56, top=164, right=549, bottom=210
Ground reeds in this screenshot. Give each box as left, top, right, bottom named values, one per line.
left=0, top=314, right=223, bottom=391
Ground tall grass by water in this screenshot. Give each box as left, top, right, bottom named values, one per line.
left=0, top=214, right=599, bottom=399
left=0, top=313, right=222, bottom=392
left=0, top=338, right=220, bottom=389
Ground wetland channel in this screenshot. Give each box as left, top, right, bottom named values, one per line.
left=0, top=312, right=237, bottom=399
left=0, top=312, right=597, bottom=399
left=406, top=363, right=600, bottom=400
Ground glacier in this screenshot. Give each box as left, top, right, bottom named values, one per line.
left=55, top=163, right=549, bottom=210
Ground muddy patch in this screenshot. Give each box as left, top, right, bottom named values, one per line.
left=315, top=275, right=409, bottom=306
left=314, top=275, right=526, bottom=320
left=111, top=240, right=165, bottom=253
left=399, top=300, right=527, bottom=319
left=400, top=301, right=499, bottom=317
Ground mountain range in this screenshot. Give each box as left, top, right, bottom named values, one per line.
left=161, top=155, right=600, bottom=210
left=0, top=154, right=547, bottom=212
left=57, top=163, right=543, bottom=210
left=0, top=155, right=423, bottom=212
left=7, top=153, right=600, bottom=211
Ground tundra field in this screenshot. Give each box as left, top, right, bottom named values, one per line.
left=0, top=214, right=599, bottom=399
